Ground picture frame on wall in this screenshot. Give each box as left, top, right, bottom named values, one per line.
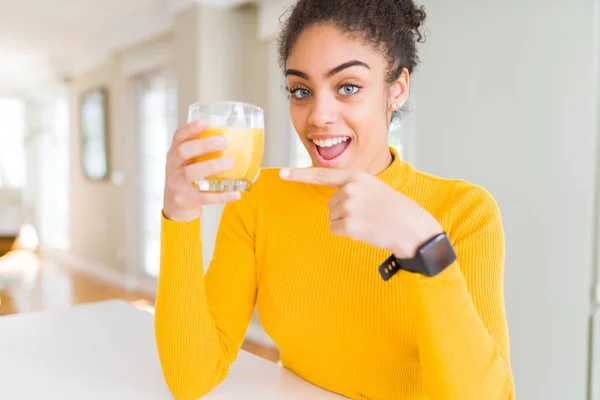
left=80, top=87, right=110, bottom=181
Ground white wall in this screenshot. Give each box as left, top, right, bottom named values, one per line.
left=264, top=39, right=292, bottom=168
left=414, top=0, right=598, bottom=398
left=258, top=0, right=301, bottom=169
left=69, top=59, right=130, bottom=275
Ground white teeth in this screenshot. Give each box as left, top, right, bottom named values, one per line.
left=313, top=137, right=350, bottom=147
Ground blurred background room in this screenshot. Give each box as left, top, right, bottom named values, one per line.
left=0, top=0, right=599, bottom=399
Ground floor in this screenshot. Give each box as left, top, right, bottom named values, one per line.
left=0, top=235, right=15, bottom=257
left=0, top=246, right=280, bottom=363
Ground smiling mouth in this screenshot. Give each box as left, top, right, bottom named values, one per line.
left=312, top=136, right=351, bottom=161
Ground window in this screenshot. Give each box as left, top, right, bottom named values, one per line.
left=0, top=98, right=26, bottom=188
left=38, top=98, right=71, bottom=249
left=135, top=70, right=177, bottom=278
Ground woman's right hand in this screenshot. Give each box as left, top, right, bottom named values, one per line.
left=163, top=120, right=241, bottom=222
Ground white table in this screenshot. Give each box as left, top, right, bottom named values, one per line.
left=0, top=300, right=346, bottom=399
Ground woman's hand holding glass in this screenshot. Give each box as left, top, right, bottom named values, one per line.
left=162, top=120, right=241, bottom=223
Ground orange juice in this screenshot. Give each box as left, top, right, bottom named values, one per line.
left=192, top=126, right=264, bottom=189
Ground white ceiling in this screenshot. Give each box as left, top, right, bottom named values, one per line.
left=0, top=0, right=256, bottom=98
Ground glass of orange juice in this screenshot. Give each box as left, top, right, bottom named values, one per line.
left=187, top=101, right=264, bottom=192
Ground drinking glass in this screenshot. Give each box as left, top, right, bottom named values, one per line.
left=187, top=101, right=264, bottom=192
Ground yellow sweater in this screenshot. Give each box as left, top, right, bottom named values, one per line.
left=155, top=147, right=515, bottom=400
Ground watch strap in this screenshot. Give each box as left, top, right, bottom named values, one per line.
left=379, top=255, right=401, bottom=281
left=378, top=232, right=457, bottom=280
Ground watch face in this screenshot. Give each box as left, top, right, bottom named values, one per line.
left=419, top=234, right=456, bottom=276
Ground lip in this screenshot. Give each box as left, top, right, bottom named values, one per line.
left=310, top=138, right=352, bottom=168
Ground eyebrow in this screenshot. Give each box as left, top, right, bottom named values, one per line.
left=285, top=60, right=371, bottom=80
left=326, top=60, right=370, bottom=78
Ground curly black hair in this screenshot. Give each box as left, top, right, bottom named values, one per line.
left=277, top=0, right=427, bottom=84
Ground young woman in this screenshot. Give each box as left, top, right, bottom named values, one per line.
left=154, top=0, right=515, bottom=399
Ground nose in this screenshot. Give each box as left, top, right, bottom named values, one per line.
left=307, top=96, right=339, bottom=128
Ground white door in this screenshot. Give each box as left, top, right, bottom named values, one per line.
left=0, top=98, right=26, bottom=236
left=38, top=98, right=70, bottom=249
left=135, top=70, right=177, bottom=278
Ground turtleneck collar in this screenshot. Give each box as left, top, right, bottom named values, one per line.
left=308, top=146, right=416, bottom=199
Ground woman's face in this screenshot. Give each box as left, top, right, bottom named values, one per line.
left=286, top=24, right=408, bottom=173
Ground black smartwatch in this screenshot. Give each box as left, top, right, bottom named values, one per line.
left=379, top=232, right=456, bottom=280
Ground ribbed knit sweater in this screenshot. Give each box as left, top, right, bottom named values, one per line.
left=154, top=147, right=515, bottom=400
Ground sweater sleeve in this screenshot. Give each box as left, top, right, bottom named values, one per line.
left=400, top=186, right=515, bottom=400
left=154, top=195, right=258, bottom=400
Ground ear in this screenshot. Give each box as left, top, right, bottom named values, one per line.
left=387, top=67, right=410, bottom=112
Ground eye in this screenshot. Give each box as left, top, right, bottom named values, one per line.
left=338, top=84, right=361, bottom=96
left=289, top=87, right=312, bottom=100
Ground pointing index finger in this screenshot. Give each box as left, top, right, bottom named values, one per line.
left=279, top=167, right=355, bottom=187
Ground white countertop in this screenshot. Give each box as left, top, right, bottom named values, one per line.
left=0, top=300, right=346, bottom=400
